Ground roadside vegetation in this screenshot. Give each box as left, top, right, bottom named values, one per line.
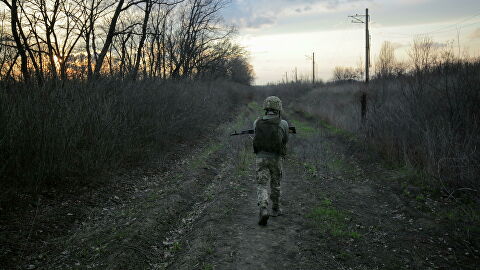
left=0, top=0, right=254, bottom=207
left=307, top=198, right=361, bottom=239
left=0, top=80, right=249, bottom=189
left=296, top=37, right=479, bottom=199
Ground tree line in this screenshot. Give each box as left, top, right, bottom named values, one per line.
left=332, top=36, right=472, bottom=82
left=0, top=0, right=254, bottom=84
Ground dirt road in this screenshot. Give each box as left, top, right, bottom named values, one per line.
left=2, top=102, right=478, bottom=269
left=166, top=107, right=478, bottom=270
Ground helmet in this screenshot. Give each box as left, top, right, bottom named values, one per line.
left=263, top=96, right=283, bottom=112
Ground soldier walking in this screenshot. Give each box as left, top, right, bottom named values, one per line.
left=253, top=96, right=289, bottom=226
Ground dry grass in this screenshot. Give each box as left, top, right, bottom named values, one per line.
left=254, top=81, right=319, bottom=110
left=297, top=60, right=480, bottom=195
left=0, top=79, right=251, bottom=193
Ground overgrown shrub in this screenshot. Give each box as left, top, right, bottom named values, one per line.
left=0, top=79, right=251, bottom=190
left=298, top=59, right=480, bottom=194
left=367, top=60, right=480, bottom=191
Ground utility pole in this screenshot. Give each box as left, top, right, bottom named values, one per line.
left=306, top=52, right=315, bottom=85
left=312, top=52, right=315, bottom=85
left=349, top=8, right=370, bottom=121
left=285, top=72, right=288, bottom=83
left=295, top=67, right=298, bottom=83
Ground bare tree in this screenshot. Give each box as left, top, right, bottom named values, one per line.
left=333, top=66, right=361, bottom=81
left=0, top=0, right=246, bottom=82
left=409, top=36, right=438, bottom=73
left=1, top=0, right=30, bottom=81
left=93, top=0, right=125, bottom=78
left=77, top=0, right=113, bottom=80
left=375, top=41, right=396, bottom=78
left=130, top=0, right=153, bottom=80
left=93, top=0, right=151, bottom=78
left=169, top=0, right=232, bottom=78
left=0, top=11, right=15, bottom=79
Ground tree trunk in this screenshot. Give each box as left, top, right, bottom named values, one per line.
left=131, top=0, right=152, bottom=80
left=7, top=0, right=30, bottom=81
left=93, top=0, right=124, bottom=78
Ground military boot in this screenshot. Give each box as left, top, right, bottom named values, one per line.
left=271, top=205, right=283, bottom=217
left=258, top=206, right=269, bottom=226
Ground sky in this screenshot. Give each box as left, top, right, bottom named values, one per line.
left=220, top=0, right=480, bottom=84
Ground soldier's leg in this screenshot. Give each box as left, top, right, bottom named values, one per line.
left=270, top=157, right=283, bottom=214
left=255, top=157, right=270, bottom=208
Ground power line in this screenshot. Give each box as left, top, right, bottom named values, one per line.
left=421, top=12, right=480, bottom=34
left=370, top=12, right=480, bottom=38
left=374, top=21, right=480, bottom=39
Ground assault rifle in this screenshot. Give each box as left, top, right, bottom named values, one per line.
left=230, top=126, right=297, bottom=136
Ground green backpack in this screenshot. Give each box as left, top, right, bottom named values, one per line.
left=253, top=116, right=285, bottom=156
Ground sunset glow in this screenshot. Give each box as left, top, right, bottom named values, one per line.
left=222, top=0, right=480, bottom=84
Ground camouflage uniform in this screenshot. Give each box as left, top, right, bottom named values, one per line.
left=253, top=97, right=289, bottom=213
left=255, top=155, right=283, bottom=209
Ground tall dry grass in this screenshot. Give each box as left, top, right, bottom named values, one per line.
left=0, top=79, right=250, bottom=192
left=298, top=60, right=480, bottom=194
left=254, top=81, right=319, bottom=108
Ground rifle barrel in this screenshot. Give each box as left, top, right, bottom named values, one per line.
left=231, top=126, right=296, bottom=136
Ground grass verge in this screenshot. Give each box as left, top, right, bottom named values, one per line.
left=307, top=198, right=361, bottom=239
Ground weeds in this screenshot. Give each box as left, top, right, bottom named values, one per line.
left=0, top=79, right=251, bottom=198
left=307, top=198, right=361, bottom=239
left=172, top=241, right=182, bottom=252
left=228, top=102, right=259, bottom=176
left=303, top=162, right=318, bottom=178
left=296, top=58, right=480, bottom=196
left=247, top=101, right=263, bottom=114
left=235, top=143, right=254, bottom=176
left=202, top=263, right=214, bottom=270
left=289, top=119, right=316, bottom=137
left=326, top=158, right=350, bottom=173
left=191, top=142, right=224, bottom=169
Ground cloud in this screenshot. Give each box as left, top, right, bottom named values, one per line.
left=224, top=0, right=370, bottom=30
left=228, top=15, right=277, bottom=30
left=469, top=28, right=480, bottom=39
left=246, top=16, right=276, bottom=29
left=295, top=5, right=312, bottom=13
left=394, top=0, right=432, bottom=5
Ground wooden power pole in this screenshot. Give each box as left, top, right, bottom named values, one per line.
left=312, top=52, right=315, bottom=85
left=306, top=52, right=316, bottom=85
left=349, top=8, right=370, bottom=121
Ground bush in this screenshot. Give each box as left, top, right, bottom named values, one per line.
left=367, top=60, right=480, bottom=191
left=297, top=59, right=480, bottom=194
left=0, top=79, right=251, bottom=190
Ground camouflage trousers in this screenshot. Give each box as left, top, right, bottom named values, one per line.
left=255, top=156, right=283, bottom=209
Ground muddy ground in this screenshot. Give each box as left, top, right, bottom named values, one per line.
left=1, top=102, right=478, bottom=269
